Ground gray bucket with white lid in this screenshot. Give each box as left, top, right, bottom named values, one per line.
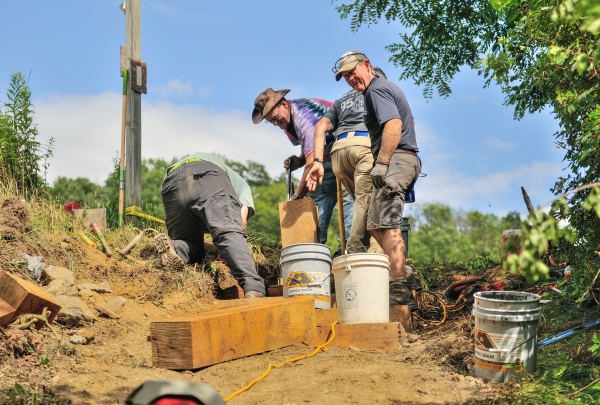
left=473, top=291, right=541, bottom=382
left=280, top=243, right=332, bottom=309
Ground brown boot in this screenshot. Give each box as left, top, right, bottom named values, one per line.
left=389, top=278, right=417, bottom=311
left=154, top=234, right=184, bottom=270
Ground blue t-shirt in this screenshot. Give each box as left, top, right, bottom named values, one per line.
left=364, top=76, right=418, bottom=158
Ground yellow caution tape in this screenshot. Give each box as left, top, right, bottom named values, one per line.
left=125, top=206, right=165, bottom=224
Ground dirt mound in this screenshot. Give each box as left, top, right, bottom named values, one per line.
left=0, top=196, right=30, bottom=240
left=215, top=261, right=239, bottom=289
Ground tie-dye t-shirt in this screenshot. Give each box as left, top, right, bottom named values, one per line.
left=284, top=98, right=336, bottom=157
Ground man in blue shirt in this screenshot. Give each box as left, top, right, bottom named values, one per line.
left=334, top=51, right=421, bottom=310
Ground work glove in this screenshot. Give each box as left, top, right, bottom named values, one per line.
left=371, top=162, right=389, bottom=189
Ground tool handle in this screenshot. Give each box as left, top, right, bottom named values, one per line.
left=119, top=230, right=144, bottom=256
left=336, top=178, right=346, bottom=253
left=286, top=169, right=292, bottom=200
left=92, top=223, right=113, bottom=257
left=77, top=230, right=97, bottom=249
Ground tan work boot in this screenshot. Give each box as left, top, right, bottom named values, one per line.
left=154, top=234, right=184, bottom=270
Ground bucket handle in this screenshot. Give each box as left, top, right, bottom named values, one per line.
left=345, top=264, right=352, bottom=272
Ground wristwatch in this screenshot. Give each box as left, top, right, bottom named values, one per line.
left=292, top=194, right=300, bottom=200
left=314, top=158, right=325, bottom=164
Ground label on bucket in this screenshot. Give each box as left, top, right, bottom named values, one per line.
left=344, top=284, right=358, bottom=309
left=285, top=271, right=330, bottom=302
left=474, top=328, right=525, bottom=364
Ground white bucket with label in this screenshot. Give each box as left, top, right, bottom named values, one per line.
left=332, top=253, right=390, bottom=324
left=473, top=291, right=541, bottom=382
left=280, top=243, right=332, bottom=309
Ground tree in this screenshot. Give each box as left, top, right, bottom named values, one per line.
left=0, top=72, right=54, bottom=194
left=334, top=0, right=600, bottom=279
left=50, top=177, right=108, bottom=208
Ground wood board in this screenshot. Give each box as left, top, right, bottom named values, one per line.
left=304, top=322, right=402, bottom=351
left=150, top=298, right=317, bottom=369
left=0, top=298, right=16, bottom=326
left=315, top=308, right=338, bottom=327
left=389, top=305, right=414, bottom=333
left=0, top=271, right=61, bottom=324
left=213, top=297, right=284, bottom=309
left=278, top=199, right=320, bottom=248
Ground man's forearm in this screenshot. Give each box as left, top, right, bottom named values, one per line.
left=313, top=118, right=333, bottom=160
left=295, top=153, right=315, bottom=198
left=377, top=118, right=403, bottom=163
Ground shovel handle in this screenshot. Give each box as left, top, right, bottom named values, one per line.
left=92, top=223, right=113, bottom=257
left=119, top=230, right=144, bottom=256
left=337, top=179, right=346, bottom=252
left=77, top=230, right=97, bottom=249
left=286, top=169, right=292, bottom=200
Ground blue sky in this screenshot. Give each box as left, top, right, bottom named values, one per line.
left=0, top=1, right=564, bottom=218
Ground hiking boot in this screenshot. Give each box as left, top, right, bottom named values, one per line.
left=154, top=234, right=184, bottom=270
left=389, top=277, right=417, bottom=311
left=405, top=263, right=423, bottom=292
left=244, top=291, right=265, bottom=299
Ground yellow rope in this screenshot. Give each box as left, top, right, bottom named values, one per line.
left=224, top=321, right=339, bottom=402
left=125, top=206, right=165, bottom=224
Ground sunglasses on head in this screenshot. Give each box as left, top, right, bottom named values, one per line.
left=332, top=53, right=366, bottom=73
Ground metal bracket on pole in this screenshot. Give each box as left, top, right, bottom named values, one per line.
left=129, top=59, right=147, bottom=94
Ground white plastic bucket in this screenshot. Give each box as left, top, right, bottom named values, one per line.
left=332, top=253, right=390, bottom=324
left=280, top=243, right=332, bottom=309
left=473, top=291, right=541, bottom=382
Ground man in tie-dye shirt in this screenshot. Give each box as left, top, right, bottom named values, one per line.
left=252, top=88, right=353, bottom=251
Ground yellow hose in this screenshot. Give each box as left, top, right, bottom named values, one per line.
left=224, top=321, right=339, bottom=402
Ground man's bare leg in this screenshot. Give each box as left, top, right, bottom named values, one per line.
left=369, top=228, right=406, bottom=279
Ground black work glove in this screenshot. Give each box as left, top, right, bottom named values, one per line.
left=371, top=161, right=389, bottom=189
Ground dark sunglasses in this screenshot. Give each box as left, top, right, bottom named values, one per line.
left=332, top=52, right=366, bottom=73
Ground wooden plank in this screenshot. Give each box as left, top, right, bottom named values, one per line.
left=0, top=271, right=61, bottom=324
left=268, top=285, right=283, bottom=297
left=216, top=285, right=244, bottom=300
left=304, top=322, right=402, bottom=351
left=316, top=308, right=338, bottom=327
left=0, top=298, right=16, bottom=326
left=120, top=45, right=127, bottom=76
left=151, top=298, right=317, bottom=369
left=125, top=0, right=142, bottom=223
left=213, top=297, right=284, bottom=309
left=278, top=199, right=320, bottom=248
left=390, top=305, right=413, bottom=333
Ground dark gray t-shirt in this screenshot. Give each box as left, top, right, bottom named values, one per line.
left=364, top=76, right=418, bottom=158
left=323, top=89, right=368, bottom=135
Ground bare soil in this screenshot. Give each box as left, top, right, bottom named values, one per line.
left=0, top=203, right=516, bottom=404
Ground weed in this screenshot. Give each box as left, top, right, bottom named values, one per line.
left=38, top=354, right=50, bottom=369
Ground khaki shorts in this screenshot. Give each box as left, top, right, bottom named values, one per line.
left=367, top=152, right=420, bottom=230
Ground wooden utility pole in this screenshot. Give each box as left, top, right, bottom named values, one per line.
left=125, top=0, right=142, bottom=223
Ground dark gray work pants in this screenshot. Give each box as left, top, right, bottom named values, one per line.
left=160, top=160, right=266, bottom=294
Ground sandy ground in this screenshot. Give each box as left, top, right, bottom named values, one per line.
left=0, top=199, right=510, bottom=404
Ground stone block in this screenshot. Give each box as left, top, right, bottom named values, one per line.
left=76, top=283, right=112, bottom=293
left=43, top=278, right=77, bottom=297
left=105, top=297, right=126, bottom=313
left=42, top=267, right=74, bottom=284
left=53, top=295, right=96, bottom=326
left=75, top=329, right=95, bottom=344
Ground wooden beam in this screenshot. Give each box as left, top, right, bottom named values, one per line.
left=125, top=0, right=142, bottom=223
left=0, top=271, right=61, bottom=324
left=150, top=298, right=317, bottom=369
left=212, top=297, right=283, bottom=309
left=278, top=199, right=320, bottom=248
left=304, top=322, right=402, bottom=351
left=315, top=308, right=338, bottom=327
left=389, top=305, right=413, bottom=333
left=0, top=298, right=16, bottom=327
